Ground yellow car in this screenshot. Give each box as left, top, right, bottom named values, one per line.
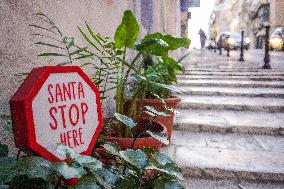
left=269, top=27, right=284, bottom=50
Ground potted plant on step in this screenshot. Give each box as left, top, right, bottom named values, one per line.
left=32, top=10, right=190, bottom=151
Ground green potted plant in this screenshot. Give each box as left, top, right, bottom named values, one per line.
left=31, top=11, right=190, bottom=151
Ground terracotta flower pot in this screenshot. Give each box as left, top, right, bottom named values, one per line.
left=142, top=96, right=181, bottom=141
left=106, top=120, right=167, bottom=151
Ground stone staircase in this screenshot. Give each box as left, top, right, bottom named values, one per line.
left=162, top=66, right=284, bottom=183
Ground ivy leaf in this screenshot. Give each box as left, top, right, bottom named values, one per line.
left=114, top=113, right=136, bottom=128
left=144, top=106, right=169, bottom=117
left=143, top=33, right=190, bottom=50
left=114, top=10, right=139, bottom=49
left=102, top=142, right=120, bottom=157
left=70, top=175, right=100, bottom=189
left=71, top=154, right=102, bottom=171
left=148, top=163, right=183, bottom=181
left=146, top=130, right=169, bottom=145
left=91, top=168, right=119, bottom=189
left=115, top=178, right=137, bottom=189
left=56, top=144, right=76, bottom=159
left=53, top=162, right=86, bottom=179
left=6, top=156, right=53, bottom=182
left=119, top=149, right=149, bottom=169
left=154, top=152, right=173, bottom=166
left=0, top=143, right=8, bottom=157
left=0, top=157, right=16, bottom=184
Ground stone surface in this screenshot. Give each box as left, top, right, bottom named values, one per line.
left=162, top=131, right=284, bottom=181
left=184, top=178, right=284, bottom=189
left=179, top=96, right=284, bottom=112
left=178, top=79, right=284, bottom=88
left=174, top=109, right=284, bottom=135
left=178, top=86, right=284, bottom=98
left=163, top=49, right=284, bottom=183
left=177, top=75, right=284, bottom=81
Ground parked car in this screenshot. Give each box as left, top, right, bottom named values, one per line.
left=216, top=32, right=250, bottom=50
left=269, top=27, right=284, bottom=50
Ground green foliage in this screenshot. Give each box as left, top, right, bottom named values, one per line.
left=114, top=113, right=137, bottom=129
left=146, top=131, right=169, bottom=146
left=114, top=10, right=139, bottom=49
left=0, top=143, right=8, bottom=157
left=0, top=143, right=184, bottom=188
left=33, top=10, right=190, bottom=137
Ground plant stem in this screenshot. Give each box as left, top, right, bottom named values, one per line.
left=124, top=52, right=141, bottom=80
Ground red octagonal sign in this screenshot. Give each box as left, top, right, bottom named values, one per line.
left=10, top=66, right=103, bottom=161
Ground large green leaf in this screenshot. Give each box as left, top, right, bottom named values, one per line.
left=71, top=175, right=100, bottom=189
left=91, top=168, right=119, bottom=189
left=0, top=157, right=16, bottom=184
left=135, top=38, right=169, bottom=56
left=146, top=131, right=169, bottom=145
left=143, top=33, right=190, bottom=50
left=0, top=144, right=8, bottom=157
left=56, top=144, right=76, bottom=159
left=102, top=142, right=121, bottom=157
left=114, top=10, right=139, bottom=49
left=114, top=178, right=137, bottom=189
left=114, top=113, right=136, bottom=128
left=119, top=149, right=149, bottom=169
left=154, top=152, right=173, bottom=166
left=1, top=156, right=53, bottom=183
left=148, top=163, right=183, bottom=180
left=53, top=162, right=86, bottom=179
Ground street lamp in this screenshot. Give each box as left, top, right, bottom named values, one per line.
left=239, top=30, right=245, bottom=61
left=262, top=21, right=271, bottom=69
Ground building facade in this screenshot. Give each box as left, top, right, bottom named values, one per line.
left=0, top=0, right=182, bottom=154
left=209, top=0, right=284, bottom=48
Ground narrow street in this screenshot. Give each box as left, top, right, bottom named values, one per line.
left=163, top=49, right=284, bottom=188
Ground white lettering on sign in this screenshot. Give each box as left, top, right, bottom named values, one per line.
left=32, top=73, right=98, bottom=159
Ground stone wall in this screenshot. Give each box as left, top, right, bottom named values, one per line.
left=0, top=0, right=181, bottom=154
left=271, top=0, right=284, bottom=30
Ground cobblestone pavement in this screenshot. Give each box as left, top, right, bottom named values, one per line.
left=162, top=49, right=284, bottom=188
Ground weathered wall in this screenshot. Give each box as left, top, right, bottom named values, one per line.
left=0, top=0, right=181, bottom=155
left=271, top=0, right=284, bottom=30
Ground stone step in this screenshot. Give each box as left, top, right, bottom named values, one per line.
left=184, top=68, right=280, bottom=72
left=179, top=96, right=284, bottom=112
left=162, top=131, right=284, bottom=182
left=174, top=109, right=284, bottom=135
left=181, top=71, right=284, bottom=76
left=177, top=86, right=284, bottom=98
left=177, top=79, right=284, bottom=88
left=184, top=177, right=284, bottom=189
left=177, top=75, right=284, bottom=81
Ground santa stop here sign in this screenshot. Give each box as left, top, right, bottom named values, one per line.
left=10, top=66, right=103, bottom=161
